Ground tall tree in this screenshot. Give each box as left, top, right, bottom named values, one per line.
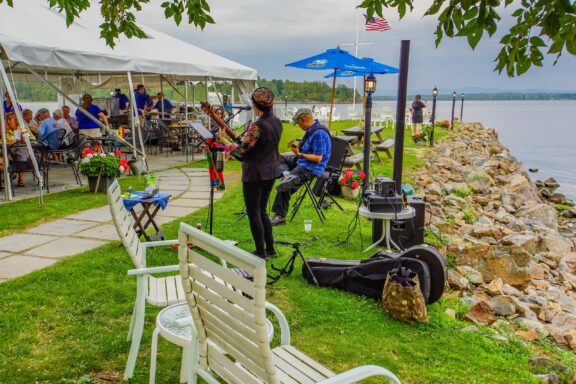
left=1, top=0, right=574, bottom=76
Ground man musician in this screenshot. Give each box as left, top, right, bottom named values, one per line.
left=271, top=108, right=331, bottom=226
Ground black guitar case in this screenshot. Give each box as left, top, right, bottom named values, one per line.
left=303, top=244, right=446, bottom=304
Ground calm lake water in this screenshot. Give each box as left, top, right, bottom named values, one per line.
left=26, top=100, right=576, bottom=199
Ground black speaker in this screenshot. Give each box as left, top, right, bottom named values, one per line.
left=372, top=196, right=425, bottom=249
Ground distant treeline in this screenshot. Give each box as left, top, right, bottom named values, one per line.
left=8, top=79, right=574, bottom=102
left=374, top=93, right=576, bottom=101
left=257, top=78, right=360, bottom=103
left=9, top=78, right=360, bottom=103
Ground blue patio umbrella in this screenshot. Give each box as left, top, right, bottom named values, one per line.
left=286, top=48, right=368, bottom=129
left=324, top=58, right=399, bottom=78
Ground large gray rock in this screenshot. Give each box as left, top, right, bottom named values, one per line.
left=456, top=243, right=533, bottom=286
left=516, top=204, right=558, bottom=230
left=455, top=266, right=483, bottom=284
left=536, top=227, right=573, bottom=255
left=489, top=295, right=516, bottom=316
left=500, top=232, right=539, bottom=254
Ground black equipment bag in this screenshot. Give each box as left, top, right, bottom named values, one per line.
left=303, top=256, right=431, bottom=304
left=303, top=244, right=446, bottom=304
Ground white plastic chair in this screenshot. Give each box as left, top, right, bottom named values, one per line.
left=177, top=222, right=401, bottom=384
left=107, top=180, right=185, bottom=380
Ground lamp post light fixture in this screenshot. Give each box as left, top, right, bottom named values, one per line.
left=450, top=91, right=456, bottom=130
left=460, top=93, right=465, bottom=122
left=430, top=87, right=438, bottom=147
left=362, top=74, right=377, bottom=188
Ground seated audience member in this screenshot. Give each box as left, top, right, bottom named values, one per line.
left=2, top=92, right=22, bottom=115
left=112, top=88, right=130, bottom=112
left=270, top=108, right=331, bottom=226
left=53, top=109, right=74, bottom=149
left=2, top=112, right=26, bottom=187
left=75, top=94, right=109, bottom=137
left=154, top=92, right=173, bottom=119
left=21, top=109, right=39, bottom=138
left=36, top=108, right=59, bottom=150
left=62, top=105, right=78, bottom=130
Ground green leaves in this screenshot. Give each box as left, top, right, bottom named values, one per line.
left=355, top=0, right=576, bottom=77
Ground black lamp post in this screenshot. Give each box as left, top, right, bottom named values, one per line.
left=450, top=91, right=456, bottom=130
left=460, top=93, right=464, bottom=122
left=284, top=96, right=288, bottom=109
left=430, top=87, right=438, bottom=147
left=362, top=74, right=377, bottom=189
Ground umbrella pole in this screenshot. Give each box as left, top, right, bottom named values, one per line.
left=329, top=69, right=337, bottom=131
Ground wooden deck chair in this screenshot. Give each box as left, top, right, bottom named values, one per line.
left=107, top=180, right=186, bottom=380
left=178, top=222, right=401, bottom=384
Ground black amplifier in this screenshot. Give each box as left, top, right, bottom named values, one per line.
left=374, top=176, right=396, bottom=197
left=372, top=196, right=426, bottom=249
left=363, top=190, right=404, bottom=213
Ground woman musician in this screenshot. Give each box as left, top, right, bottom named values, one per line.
left=201, top=105, right=234, bottom=191
left=217, top=87, right=282, bottom=258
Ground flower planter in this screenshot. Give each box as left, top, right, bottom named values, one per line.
left=87, top=175, right=115, bottom=193
left=414, top=140, right=426, bottom=146
left=341, top=185, right=360, bottom=200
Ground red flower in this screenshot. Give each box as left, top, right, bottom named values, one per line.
left=344, top=169, right=353, bottom=177
left=340, top=178, right=347, bottom=185
left=351, top=181, right=360, bottom=189
left=115, top=150, right=122, bottom=156
left=82, top=148, right=95, bottom=157
left=358, top=171, right=366, bottom=180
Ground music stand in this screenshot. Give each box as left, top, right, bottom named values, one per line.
left=187, top=121, right=219, bottom=234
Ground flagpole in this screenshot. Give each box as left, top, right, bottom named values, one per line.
left=352, top=11, right=360, bottom=115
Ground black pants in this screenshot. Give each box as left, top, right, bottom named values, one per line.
left=243, top=179, right=275, bottom=257
left=272, top=155, right=315, bottom=217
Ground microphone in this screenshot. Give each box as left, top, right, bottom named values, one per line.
left=231, top=105, right=252, bottom=111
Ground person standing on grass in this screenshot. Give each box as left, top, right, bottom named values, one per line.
left=410, top=95, right=426, bottom=136
left=75, top=94, right=109, bottom=138
left=224, top=87, right=282, bottom=259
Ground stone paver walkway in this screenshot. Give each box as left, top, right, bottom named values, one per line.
left=0, top=168, right=223, bottom=281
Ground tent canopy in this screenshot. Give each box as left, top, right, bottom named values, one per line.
left=0, top=0, right=257, bottom=83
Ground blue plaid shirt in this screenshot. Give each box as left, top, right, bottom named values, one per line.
left=296, top=121, right=331, bottom=177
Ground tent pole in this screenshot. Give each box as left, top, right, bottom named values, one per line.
left=160, top=75, right=164, bottom=117
left=328, top=69, right=337, bottom=131
left=0, top=64, right=43, bottom=206
left=0, top=79, right=12, bottom=201
left=20, top=63, right=141, bottom=157
left=160, top=75, right=185, bottom=99
left=184, top=79, right=189, bottom=163
left=127, top=71, right=146, bottom=163
left=127, top=72, right=138, bottom=159
left=209, top=76, right=224, bottom=106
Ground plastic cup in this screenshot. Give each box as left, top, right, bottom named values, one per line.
left=304, top=220, right=312, bottom=232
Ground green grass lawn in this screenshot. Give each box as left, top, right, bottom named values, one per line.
left=0, top=176, right=146, bottom=237
left=2, top=121, right=571, bottom=383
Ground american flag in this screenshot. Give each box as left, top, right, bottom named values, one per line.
left=365, top=16, right=391, bottom=32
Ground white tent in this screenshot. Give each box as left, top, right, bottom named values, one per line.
left=0, top=0, right=257, bottom=203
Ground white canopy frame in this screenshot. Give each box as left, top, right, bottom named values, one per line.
left=0, top=63, right=44, bottom=205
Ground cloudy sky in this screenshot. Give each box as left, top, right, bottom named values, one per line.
left=83, top=0, right=576, bottom=93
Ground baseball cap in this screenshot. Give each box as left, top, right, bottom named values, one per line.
left=292, top=108, right=312, bottom=124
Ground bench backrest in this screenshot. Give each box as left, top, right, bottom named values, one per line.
left=107, top=180, right=145, bottom=268
left=178, top=223, right=278, bottom=384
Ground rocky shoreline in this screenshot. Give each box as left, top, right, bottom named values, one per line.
left=413, top=123, right=576, bottom=359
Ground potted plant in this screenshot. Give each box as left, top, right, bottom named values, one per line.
left=435, top=120, right=450, bottom=129
left=79, top=148, right=129, bottom=193
left=339, top=168, right=365, bottom=199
